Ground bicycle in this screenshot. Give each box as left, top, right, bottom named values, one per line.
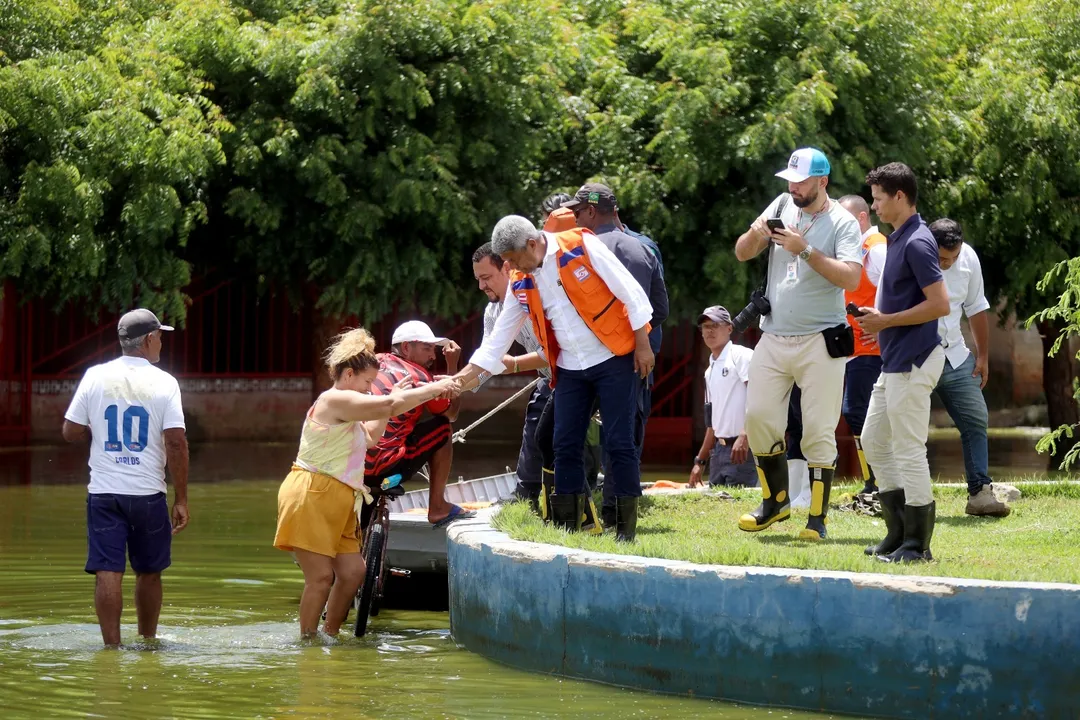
left=353, top=473, right=411, bottom=637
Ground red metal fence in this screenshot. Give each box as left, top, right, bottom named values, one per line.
left=0, top=277, right=698, bottom=446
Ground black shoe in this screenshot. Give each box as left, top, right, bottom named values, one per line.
left=880, top=502, right=935, bottom=563
left=865, top=489, right=905, bottom=556
left=738, top=451, right=790, bottom=532
left=539, top=469, right=555, bottom=523
left=549, top=493, right=584, bottom=532
left=615, top=496, right=638, bottom=542
left=514, top=482, right=542, bottom=518
left=799, top=466, right=833, bottom=541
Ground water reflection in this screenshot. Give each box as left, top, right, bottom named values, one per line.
left=0, top=478, right=850, bottom=719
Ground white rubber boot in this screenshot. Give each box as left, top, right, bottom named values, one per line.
left=789, top=458, right=811, bottom=509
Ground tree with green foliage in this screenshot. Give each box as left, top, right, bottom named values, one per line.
left=1030, top=258, right=1080, bottom=470
left=543, top=0, right=959, bottom=317
left=1, top=0, right=1078, bottom=449
left=934, top=0, right=1080, bottom=468
left=0, top=4, right=229, bottom=321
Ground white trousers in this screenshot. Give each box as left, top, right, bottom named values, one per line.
left=745, top=332, right=846, bottom=467
left=861, top=346, right=945, bottom=507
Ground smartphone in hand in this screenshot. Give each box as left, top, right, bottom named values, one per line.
left=846, top=302, right=867, bottom=318
left=766, top=218, right=786, bottom=233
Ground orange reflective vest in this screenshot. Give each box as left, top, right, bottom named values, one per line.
left=846, top=231, right=887, bottom=357
left=509, top=228, right=646, bottom=386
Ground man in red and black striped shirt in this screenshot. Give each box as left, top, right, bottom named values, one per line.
left=364, top=321, right=472, bottom=527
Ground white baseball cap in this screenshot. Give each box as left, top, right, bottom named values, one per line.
left=775, top=147, right=831, bottom=183
left=391, top=320, right=449, bottom=346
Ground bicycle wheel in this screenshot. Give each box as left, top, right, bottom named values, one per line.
left=370, top=551, right=388, bottom=617
left=354, top=523, right=384, bottom=637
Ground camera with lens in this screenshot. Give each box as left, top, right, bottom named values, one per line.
left=732, top=289, right=771, bottom=334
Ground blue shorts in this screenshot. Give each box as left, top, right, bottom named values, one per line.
left=85, top=493, right=172, bottom=575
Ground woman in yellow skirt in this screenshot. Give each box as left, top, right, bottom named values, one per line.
left=274, top=328, right=459, bottom=637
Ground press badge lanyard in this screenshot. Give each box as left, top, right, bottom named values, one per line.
left=796, top=198, right=831, bottom=237
left=785, top=197, right=830, bottom=282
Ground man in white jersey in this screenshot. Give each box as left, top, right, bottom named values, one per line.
left=62, top=309, right=190, bottom=647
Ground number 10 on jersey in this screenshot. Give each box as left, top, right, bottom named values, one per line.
left=104, top=405, right=150, bottom=452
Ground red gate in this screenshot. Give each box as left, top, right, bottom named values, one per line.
left=0, top=283, right=31, bottom=443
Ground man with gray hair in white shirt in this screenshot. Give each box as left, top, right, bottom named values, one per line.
left=453, top=215, right=654, bottom=541
left=929, top=218, right=1010, bottom=517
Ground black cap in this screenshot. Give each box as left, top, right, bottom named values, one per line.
left=562, top=182, right=617, bottom=212
left=117, top=309, right=173, bottom=340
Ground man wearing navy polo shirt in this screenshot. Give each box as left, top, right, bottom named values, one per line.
left=856, top=163, right=950, bottom=563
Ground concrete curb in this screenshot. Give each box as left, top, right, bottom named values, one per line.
left=447, top=514, right=1080, bottom=719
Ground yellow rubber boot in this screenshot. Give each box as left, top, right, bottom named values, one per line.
left=799, top=465, right=834, bottom=541
left=738, top=450, right=791, bottom=532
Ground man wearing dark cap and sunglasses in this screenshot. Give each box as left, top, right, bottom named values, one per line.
left=61, top=309, right=189, bottom=647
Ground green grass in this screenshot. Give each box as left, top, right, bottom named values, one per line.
left=492, top=477, right=1080, bottom=585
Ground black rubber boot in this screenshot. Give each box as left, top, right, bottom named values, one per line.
left=615, top=496, right=638, bottom=542
left=855, top=436, right=877, bottom=495
left=600, top=505, right=616, bottom=529
left=880, top=502, right=936, bottom=563
left=514, top=481, right=542, bottom=518
left=549, top=493, right=584, bottom=532
left=539, top=468, right=555, bottom=523
left=799, top=466, right=833, bottom=541
left=860, top=472, right=878, bottom=496
left=738, top=451, right=791, bottom=532
left=865, top=489, right=906, bottom=556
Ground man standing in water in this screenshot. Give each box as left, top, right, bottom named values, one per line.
left=62, top=309, right=190, bottom=647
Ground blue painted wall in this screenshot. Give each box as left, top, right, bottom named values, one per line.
left=448, top=523, right=1080, bottom=719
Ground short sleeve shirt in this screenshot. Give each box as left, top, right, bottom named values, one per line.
left=877, top=214, right=944, bottom=372
left=365, top=353, right=449, bottom=475
left=757, top=195, right=863, bottom=336
left=704, top=342, right=754, bottom=438
left=64, top=356, right=185, bottom=495
left=939, top=244, right=991, bottom=367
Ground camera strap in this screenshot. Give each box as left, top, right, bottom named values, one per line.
left=759, top=194, right=791, bottom=298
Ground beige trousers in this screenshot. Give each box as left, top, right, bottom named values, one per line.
left=745, top=332, right=846, bottom=466
left=861, top=345, right=945, bottom=507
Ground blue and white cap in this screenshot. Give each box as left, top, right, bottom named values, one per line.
left=776, top=148, right=831, bottom=182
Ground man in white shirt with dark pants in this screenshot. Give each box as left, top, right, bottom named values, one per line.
left=453, top=216, right=654, bottom=541
left=62, top=309, right=190, bottom=647
left=689, top=306, right=756, bottom=488
left=929, top=219, right=1010, bottom=517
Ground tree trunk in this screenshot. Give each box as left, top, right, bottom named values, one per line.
left=1038, top=318, right=1079, bottom=470
left=311, top=304, right=344, bottom=400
